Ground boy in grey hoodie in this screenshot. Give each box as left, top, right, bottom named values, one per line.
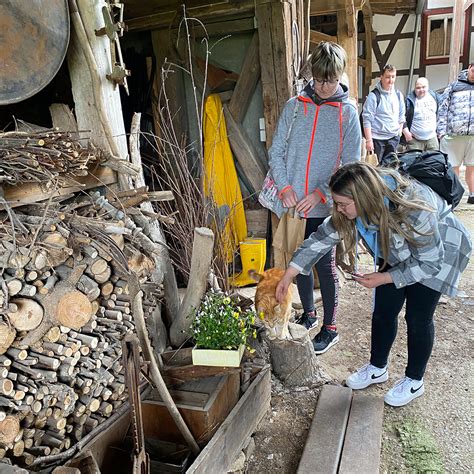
left=362, top=64, right=405, bottom=164
left=269, top=42, right=361, bottom=354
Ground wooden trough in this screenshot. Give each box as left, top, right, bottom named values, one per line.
left=65, top=365, right=271, bottom=472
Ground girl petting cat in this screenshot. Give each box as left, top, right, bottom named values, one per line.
left=268, top=41, right=361, bottom=354
left=276, top=162, right=471, bottom=406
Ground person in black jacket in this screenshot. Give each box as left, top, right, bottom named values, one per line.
left=402, top=77, right=440, bottom=151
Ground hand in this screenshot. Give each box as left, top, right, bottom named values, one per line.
left=404, top=130, right=413, bottom=142
left=295, top=191, right=322, bottom=214
left=281, top=188, right=298, bottom=208
left=365, top=139, right=374, bottom=153
left=353, top=271, right=392, bottom=288
left=275, top=267, right=299, bottom=303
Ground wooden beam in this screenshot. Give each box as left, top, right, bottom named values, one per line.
left=190, top=17, right=255, bottom=38
left=2, top=167, right=116, bottom=209
left=448, top=0, right=465, bottom=82
left=228, top=32, right=260, bottom=124
left=126, top=1, right=255, bottom=32
left=310, top=0, right=364, bottom=15
left=68, top=0, right=129, bottom=190
left=337, top=4, right=358, bottom=103
left=256, top=0, right=294, bottom=148
left=309, top=29, right=337, bottom=46
left=362, top=2, right=373, bottom=98
left=297, top=385, right=353, bottom=473
left=223, top=105, right=266, bottom=194
left=338, top=392, right=384, bottom=474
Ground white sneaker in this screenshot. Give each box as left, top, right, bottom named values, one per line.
left=345, top=363, right=388, bottom=389
left=384, top=377, right=424, bottom=407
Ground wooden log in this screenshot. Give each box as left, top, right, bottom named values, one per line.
left=268, top=323, right=322, bottom=386
left=0, top=415, right=20, bottom=446
left=170, top=227, right=214, bottom=347
left=0, top=323, right=16, bottom=355
left=0, top=379, right=13, bottom=396
left=6, top=279, right=22, bottom=296
left=7, top=298, right=43, bottom=331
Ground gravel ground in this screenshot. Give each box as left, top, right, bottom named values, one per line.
left=241, top=196, right=473, bottom=474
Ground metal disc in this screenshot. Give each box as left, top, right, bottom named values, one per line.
left=0, top=0, right=70, bottom=105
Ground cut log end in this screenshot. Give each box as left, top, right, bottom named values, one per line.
left=56, top=291, right=93, bottom=330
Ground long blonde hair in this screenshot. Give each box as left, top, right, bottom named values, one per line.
left=329, top=162, right=434, bottom=264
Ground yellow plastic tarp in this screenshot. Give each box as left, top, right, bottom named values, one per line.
left=203, top=94, right=247, bottom=262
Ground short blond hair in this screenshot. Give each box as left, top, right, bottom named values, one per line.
left=311, top=42, right=346, bottom=82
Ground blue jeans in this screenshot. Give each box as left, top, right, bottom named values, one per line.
left=296, top=217, right=339, bottom=326
left=374, top=135, right=400, bottom=165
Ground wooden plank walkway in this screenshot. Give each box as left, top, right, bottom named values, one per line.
left=297, top=385, right=384, bottom=474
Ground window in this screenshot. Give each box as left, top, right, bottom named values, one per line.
left=427, top=15, right=453, bottom=59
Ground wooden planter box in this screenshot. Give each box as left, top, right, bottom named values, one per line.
left=142, top=372, right=241, bottom=446
left=191, top=344, right=245, bottom=367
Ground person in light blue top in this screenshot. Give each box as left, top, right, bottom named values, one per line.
left=362, top=64, right=405, bottom=165
left=276, top=162, right=471, bottom=407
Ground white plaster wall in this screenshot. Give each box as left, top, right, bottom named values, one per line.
left=427, top=0, right=453, bottom=9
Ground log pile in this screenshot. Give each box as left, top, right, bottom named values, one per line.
left=0, top=188, right=166, bottom=468
left=0, top=129, right=139, bottom=188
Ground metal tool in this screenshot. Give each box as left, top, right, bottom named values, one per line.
left=123, top=334, right=150, bottom=474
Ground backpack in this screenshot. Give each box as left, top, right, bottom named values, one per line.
left=359, top=88, right=402, bottom=135
left=388, top=150, right=465, bottom=209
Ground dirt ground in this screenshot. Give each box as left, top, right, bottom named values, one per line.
left=239, top=194, right=473, bottom=473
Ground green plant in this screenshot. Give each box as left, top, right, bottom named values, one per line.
left=192, top=291, right=257, bottom=350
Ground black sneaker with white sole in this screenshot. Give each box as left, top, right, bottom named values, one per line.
left=296, top=313, right=318, bottom=330
left=312, top=326, right=339, bottom=354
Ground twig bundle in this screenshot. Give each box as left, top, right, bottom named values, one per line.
left=0, top=130, right=108, bottom=188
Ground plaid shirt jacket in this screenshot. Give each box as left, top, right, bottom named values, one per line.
left=290, top=182, right=472, bottom=297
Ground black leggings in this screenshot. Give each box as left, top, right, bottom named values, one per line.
left=370, top=278, right=441, bottom=380
left=296, top=217, right=339, bottom=326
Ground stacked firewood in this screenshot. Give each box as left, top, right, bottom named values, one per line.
left=0, top=129, right=139, bottom=187
left=0, top=189, right=166, bottom=467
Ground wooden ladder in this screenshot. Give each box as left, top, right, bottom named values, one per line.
left=297, top=385, right=384, bottom=474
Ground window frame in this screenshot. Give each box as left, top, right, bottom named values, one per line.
left=421, top=7, right=470, bottom=66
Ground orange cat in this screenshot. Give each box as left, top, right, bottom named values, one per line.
left=250, top=268, right=292, bottom=340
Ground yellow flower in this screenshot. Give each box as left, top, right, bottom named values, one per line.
left=259, top=311, right=265, bottom=320
left=233, top=312, right=239, bottom=319
left=253, top=330, right=257, bottom=339
left=250, top=315, right=255, bottom=324
left=223, top=297, right=231, bottom=304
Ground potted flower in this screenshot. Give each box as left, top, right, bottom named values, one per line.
left=191, top=290, right=257, bottom=367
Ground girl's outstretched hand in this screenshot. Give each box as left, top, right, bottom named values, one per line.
left=353, top=271, right=392, bottom=288
left=276, top=267, right=299, bottom=303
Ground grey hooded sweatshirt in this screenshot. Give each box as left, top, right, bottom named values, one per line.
left=268, top=82, right=361, bottom=218
left=362, top=81, right=405, bottom=140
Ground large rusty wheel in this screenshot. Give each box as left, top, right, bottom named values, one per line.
left=0, top=0, right=70, bottom=104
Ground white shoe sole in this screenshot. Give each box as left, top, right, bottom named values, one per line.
left=314, top=335, right=339, bottom=355
left=384, top=384, right=425, bottom=407
left=345, top=369, right=388, bottom=390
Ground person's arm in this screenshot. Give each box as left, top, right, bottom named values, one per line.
left=436, top=84, right=452, bottom=139
left=341, top=105, right=362, bottom=165
left=398, top=91, right=406, bottom=135
left=362, top=94, right=377, bottom=152
left=387, top=208, right=443, bottom=288
left=275, top=217, right=341, bottom=302
left=402, top=126, right=413, bottom=142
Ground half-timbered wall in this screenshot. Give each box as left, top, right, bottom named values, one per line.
left=368, top=0, right=473, bottom=96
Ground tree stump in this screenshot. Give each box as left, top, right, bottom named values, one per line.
left=268, top=322, right=321, bottom=386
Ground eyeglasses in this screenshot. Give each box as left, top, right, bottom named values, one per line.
left=314, top=78, right=339, bottom=86
left=334, top=200, right=353, bottom=210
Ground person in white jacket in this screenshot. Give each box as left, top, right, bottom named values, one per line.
left=437, top=64, right=474, bottom=203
